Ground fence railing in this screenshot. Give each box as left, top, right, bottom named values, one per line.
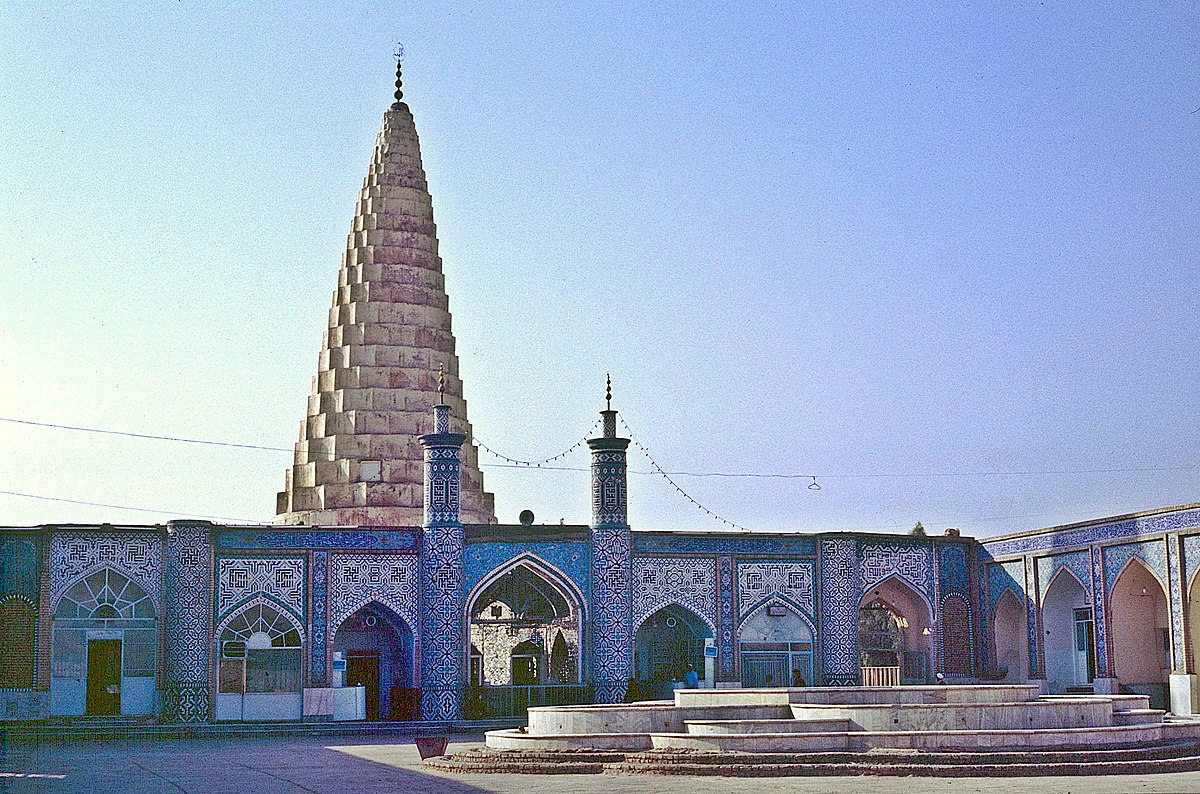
left=860, top=666, right=901, bottom=687
left=464, top=684, right=594, bottom=719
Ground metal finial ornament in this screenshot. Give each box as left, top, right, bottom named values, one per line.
left=438, top=364, right=445, bottom=401
left=605, top=373, right=612, bottom=410
left=393, top=43, right=404, bottom=102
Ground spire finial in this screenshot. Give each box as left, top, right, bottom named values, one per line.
left=393, top=43, right=405, bottom=103
left=605, top=373, right=612, bottom=411
left=438, top=363, right=445, bottom=402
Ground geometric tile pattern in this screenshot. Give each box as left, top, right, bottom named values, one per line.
left=718, top=555, right=735, bottom=678
left=425, top=447, right=463, bottom=527
left=820, top=537, right=861, bottom=685
left=1036, top=550, right=1093, bottom=600
left=215, top=529, right=419, bottom=550
left=860, top=542, right=930, bottom=597
left=164, top=523, right=212, bottom=722
left=631, top=556, right=716, bottom=635
left=1091, top=545, right=1109, bottom=677
left=311, top=550, right=328, bottom=686
left=635, top=533, right=816, bottom=555
left=329, top=553, right=420, bottom=635
left=983, top=505, right=1200, bottom=558
left=420, top=422, right=466, bottom=720
left=50, top=531, right=161, bottom=609
left=420, top=524, right=465, bottom=720
left=591, top=451, right=628, bottom=527
left=590, top=524, right=632, bottom=703
left=215, top=557, right=305, bottom=624
left=1102, top=539, right=1168, bottom=597
left=736, top=561, right=814, bottom=620
left=987, top=559, right=1025, bottom=611
left=938, top=544, right=970, bottom=598
left=1167, top=536, right=1187, bottom=670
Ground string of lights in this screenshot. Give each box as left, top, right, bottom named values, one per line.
left=0, top=415, right=1195, bottom=479
left=472, top=419, right=601, bottom=467
left=617, top=415, right=758, bottom=532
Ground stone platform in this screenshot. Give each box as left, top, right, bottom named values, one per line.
left=426, top=685, right=1200, bottom=776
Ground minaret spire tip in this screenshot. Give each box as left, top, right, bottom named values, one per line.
left=393, top=43, right=405, bottom=103
left=438, top=363, right=445, bottom=403
left=605, top=373, right=612, bottom=411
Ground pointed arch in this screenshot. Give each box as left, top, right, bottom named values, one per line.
left=1043, top=565, right=1090, bottom=601
left=465, top=553, right=585, bottom=687
left=736, top=597, right=817, bottom=642
left=863, top=573, right=934, bottom=623
left=1041, top=562, right=1092, bottom=693
left=1112, top=554, right=1168, bottom=599
left=636, top=599, right=716, bottom=638
left=1109, top=555, right=1169, bottom=692
left=464, top=552, right=586, bottom=624
left=992, top=588, right=1028, bottom=682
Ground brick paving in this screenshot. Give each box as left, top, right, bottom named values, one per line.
left=5, top=734, right=1200, bottom=793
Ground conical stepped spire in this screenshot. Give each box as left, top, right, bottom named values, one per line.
left=276, top=76, right=495, bottom=526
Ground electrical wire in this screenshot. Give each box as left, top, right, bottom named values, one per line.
left=0, top=489, right=258, bottom=523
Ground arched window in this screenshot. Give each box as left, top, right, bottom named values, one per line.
left=218, top=603, right=303, bottom=695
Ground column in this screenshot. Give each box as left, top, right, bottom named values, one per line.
left=819, top=536, right=861, bottom=685
left=419, top=401, right=466, bottom=720
left=588, top=404, right=633, bottom=703
left=163, top=521, right=214, bottom=723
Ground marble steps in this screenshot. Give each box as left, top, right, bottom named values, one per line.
left=644, top=721, right=1175, bottom=753
left=429, top=740, right=1200, bottom=777
left=1112, top=708, right=1166, bottom=725
left=684, top=718, right=852, bottom=735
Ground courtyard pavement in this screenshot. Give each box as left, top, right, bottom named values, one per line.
left=4, top=733, right=1200, bottom=793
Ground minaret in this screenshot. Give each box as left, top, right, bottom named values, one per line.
left=276, top=51, right=495, bottom=526
left=587, top=375, right=633, bottom=702
left=418, top=367, right=466, bottom=720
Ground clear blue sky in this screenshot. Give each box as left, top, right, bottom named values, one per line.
left=1, top=3, right=1197, bottom=536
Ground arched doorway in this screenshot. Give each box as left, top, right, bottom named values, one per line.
left=333, top=603, right=415, bottom=720
left=1041, top=569, right=1093, bottom=693
left=992, top=589, right=1029, bottom=682
left=50, top=568, right=157, bottom=716
left=1109, top=558, right=1169, bottom=709
left=215, top=601, right=304, bottom=721
left=634, top=604, right=712, bottom=699
left=465, top=559, right=585, bottom=717
left=738, top=600, right=814, bottom=688
left=859, top=578, right=933, bottom=685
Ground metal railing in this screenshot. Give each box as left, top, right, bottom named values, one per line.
left=464, top=684, right=594, bottom=719
left=860, top=666, right=901, bottom=687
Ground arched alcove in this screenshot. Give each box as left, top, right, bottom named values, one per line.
left=992, top=589, right=1028, bottom=682
left=634, top=604, right=712, bottom=699
left=1041, top=569, right=1092, bottom=693
left=859, top=577, right=934, bottom=685
left=50, top=568, right=157, bottom=717
left=738, top=600, right=814, bottom=688
left=215, top=600, right=304, bottom=722
left=466, top=561, right=582, bottom=687
left=333, top=603, right=416, bottom=720
left=1109, top=558, right=1169, bottom=708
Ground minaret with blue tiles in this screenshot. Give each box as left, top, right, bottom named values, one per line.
left=587, top=376, right=633, bottom=702
left=419, top=366, right=466, bottom=720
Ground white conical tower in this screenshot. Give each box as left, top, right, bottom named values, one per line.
left=276, top=55, right=495, bottom=526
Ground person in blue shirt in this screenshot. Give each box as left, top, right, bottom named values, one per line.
left=683, top=665, right=700, bottom=688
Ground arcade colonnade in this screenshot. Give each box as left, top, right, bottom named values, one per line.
left=982, top=504, right=1200, bottom=713
left=0, top=406, right=989, bottom=723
